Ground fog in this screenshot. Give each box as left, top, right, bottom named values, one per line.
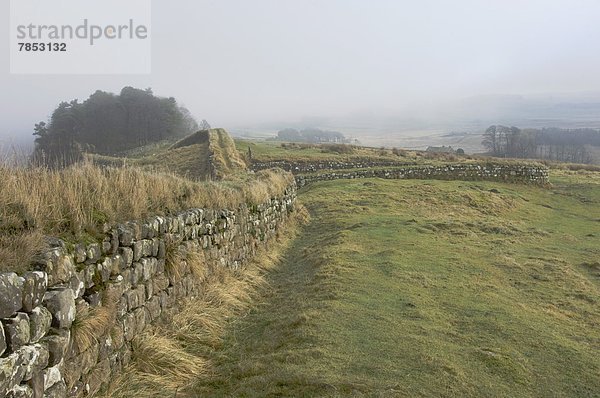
left=3, top=0, right=600, bottom=146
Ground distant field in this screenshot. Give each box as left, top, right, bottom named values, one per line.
left=195, top=171, right=600, bottom=397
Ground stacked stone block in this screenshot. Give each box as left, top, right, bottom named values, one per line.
left=0, top=185, right=296, bottom=397
left=294, top=164, right=550, bottom=187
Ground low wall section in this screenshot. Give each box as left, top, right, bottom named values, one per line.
left=0, top=185, right=297, bottom=397
left=294, top=163, right=549, bottom=187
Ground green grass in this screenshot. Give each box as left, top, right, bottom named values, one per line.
left=235, top=139, right=410, bottom=162
left=194, top=171, right=600, bottom=397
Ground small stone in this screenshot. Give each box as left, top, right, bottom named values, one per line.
left=122, top=314, right=135, bottom=342
left=0, top=322, right=6, bottom=356
left=117, top=225, right=134, bottom=247
left=43, top=380, right=66, bottom=398
left=86, top=244, right=101, bottom=263
left=0, top=273, right=24, bottom=318
left=21, top=272, right=47, bottom=313
left=133, top=241, right=143, bottom=262
left=2, top=313, right=30, bottom=352
left=0, top=352, right=23, bottom=397
left=101, top=240, right=112, bottom=255
left=8, top=384, right=34, bottom=398
left=73, top=244, right=87, bottom=263
left=28, top=306, right=52, bottom=343
left=42, top=329, right=70, bottom=366
left=17, top=344, right=49, bottom=381
left=42, top=365, right=62, bottom=391
left=43, top=289, right=76, bottom=329
left=27, top=370, right=44, bottom=398
left=119, top=248, right=134, bottom=267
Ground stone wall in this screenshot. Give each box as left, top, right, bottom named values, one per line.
left=0, top=185, right=296, bottom=397
left=294, top=163, right=549, bottom=187
left=251, top=159, right=414, bottom=173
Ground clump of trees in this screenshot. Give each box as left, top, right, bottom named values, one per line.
left=33, top=87, right=199, bottom=167
left=276, top=128, right=348, bottom=143
left=482, top=125, right=600, bottom=164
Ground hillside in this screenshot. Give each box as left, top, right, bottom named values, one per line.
left=90, top=128, right=246, bottom=181
left=191, top=170, right=600, bottom=397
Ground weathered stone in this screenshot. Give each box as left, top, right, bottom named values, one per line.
left=132, top=240, right=143, bottom=262
left=97, top=334, right=113, bottom=361
left=140, top=258, right=156, bottom=281
left=122, top=314, right=135, bottom=342
left=86, top=244, right=101, bottom=263
left=152, top=274, right=170, bottom=293
left=156, top=259, right=165, bottom=274
left=142, top=240, right=153, bottom=257
left=79, top=342, right=99, bottom=378
left=117, top=225, right=134, bottom=247
left=27, top=370, right=44, bottom=398
left=0, top=273, right=24, bottom=318
left=145, top=281, right=153, bottom=299
left=42, top=329, right=69, bottom=366
left=145, top=296, right=161, bottom=321
left=43, top=289, right=76, bottom=329
left=0, top=352, right=23, bottom=397
left=119, top=247, right=134, bottom=267
left=83, top=263, right=96, bottom=289
left=133, top=307, right=146, bottom=334
left=157, top=240, right=166, bottom=259
left=39, top=249, right=76, bottom=286
left=95, top=258, right=112, bottom=283
left=124, top=289, right=139, bottom=311
left=2, top=313, right=30, bottom=352
left=101, top=240, right=112, bottom=256
left=28, top=306, right=52, bottom=343
left=21, top=272, right=47, bottom=313
left=116, top=296, right=127, bottom=318
left=8, top=384, right=33, bottom=398
left=130, top=262, right=143, bottom=288
left=73, top=244, right=87, bottom=264
left=0, top=322, right=5, bottom=356
left=151, top=238, right=160, bottom=257
left=68, top=273, right=85, bottom=300
left=42, top=365, right=62, bottom=391
left=110, top=325, right=124, bottom=350
left=43, top=380, right=66, bottom=398
left=110, top=254, right=125, bottom=276
left=84, top=290, right=101, bottom=307
left=17, top=344, right=48, bottom=381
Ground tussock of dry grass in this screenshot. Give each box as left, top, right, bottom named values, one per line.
left=71, top=288, right=120, bottom=354
left=0, top=161, right=293, bottom=273
left=102, top=206, right=308, bottom=398
left=0, top=231, right=47, bottom=274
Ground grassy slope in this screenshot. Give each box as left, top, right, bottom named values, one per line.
left=195, top=171, right=600, bottom=397
left=235, top=139, right=410, bottom=162
left=91, top=129, right=247, bottom=181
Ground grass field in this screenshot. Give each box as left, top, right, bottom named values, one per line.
left=193, top=170, right=600, bottom=397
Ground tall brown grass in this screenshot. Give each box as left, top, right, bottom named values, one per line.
left=0, top=161, right=294, bottom=273
left=102, top=205, right=309, bottom=398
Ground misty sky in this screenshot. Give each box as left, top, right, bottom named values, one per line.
left=2, top=0, right=600, bottom=141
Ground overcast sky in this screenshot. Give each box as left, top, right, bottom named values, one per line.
left=2, top=0, right=600, bottom=141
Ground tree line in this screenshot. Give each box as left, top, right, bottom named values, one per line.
left=482, top=125, right=600, bottom=164
left=33, top=87, right=200, bottom=167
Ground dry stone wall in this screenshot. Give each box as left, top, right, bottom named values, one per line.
left=294, top=163, right=549, bottom=187
left=0, top=185, right=296, bottom=398
left=251, top=159, right=414, bottom=173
